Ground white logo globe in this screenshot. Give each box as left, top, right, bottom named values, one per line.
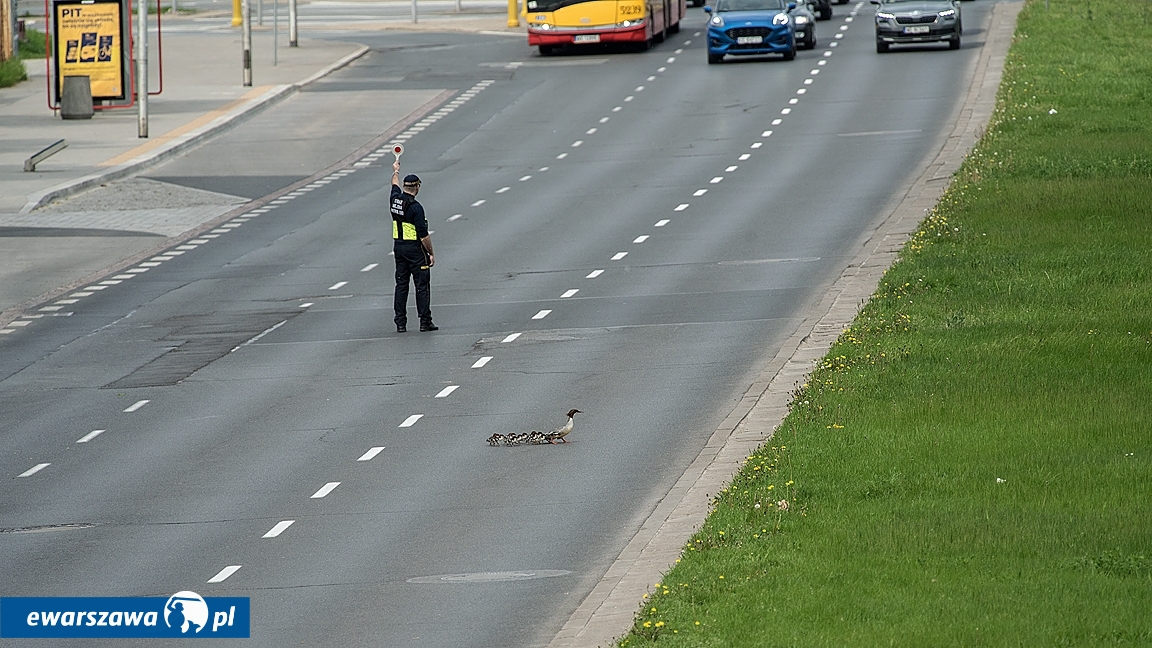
left=164, top=591, right=209, bottom=634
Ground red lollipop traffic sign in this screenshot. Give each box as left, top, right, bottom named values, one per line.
left=392, top=143, right=405, bottom=159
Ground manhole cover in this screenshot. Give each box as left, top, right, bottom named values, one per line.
left=407, top=570, right=571, bottom=584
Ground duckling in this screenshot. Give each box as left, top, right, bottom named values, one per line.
left=506, top=432, right=529, bottom=446
left=527, top=430, right=547, bottom=445
left=544, top=409, right=582, bottom=443
left=486, top=433, right=507, bottom=447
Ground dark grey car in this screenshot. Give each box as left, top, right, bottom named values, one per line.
left=872, top=0, right=961, bottom=52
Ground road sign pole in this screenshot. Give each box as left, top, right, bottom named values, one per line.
left=241, top=0, right=252, bottom=86
left=288, top=0, right=297, bottom=47
left=411, top=0, right=417, bottom=23
left=507, top=0, right=520, bottom=27
left=272, top=0, right=278, bottom=66
left=137, top=0, right=148, bottom=137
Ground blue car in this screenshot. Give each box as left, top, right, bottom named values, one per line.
left=705, top=0, right=798, bottom=64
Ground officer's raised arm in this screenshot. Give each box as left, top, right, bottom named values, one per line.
left=392, top=160, right=401, bottom=187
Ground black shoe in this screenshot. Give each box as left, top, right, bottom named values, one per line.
left=397, top=325, right=407, bottom=333
left=419, top=323, right=438, bottom=332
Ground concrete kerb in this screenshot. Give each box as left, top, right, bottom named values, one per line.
left=546, top=2, right=1024, bottom=647
left=17, top=44, right=371, bottom=216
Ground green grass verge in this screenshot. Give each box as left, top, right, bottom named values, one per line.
left=19, top=28, right=47, bottom=59
left=618, top=0, right=1152, bottom=644
left=0, top=57, right=28, bottom=88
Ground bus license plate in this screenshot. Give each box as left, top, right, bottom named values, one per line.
left=737, top=35, right=763, bottom=44
left=574, top=34, right=601, bottom=43
left=904, top=25, right=930, bottom=34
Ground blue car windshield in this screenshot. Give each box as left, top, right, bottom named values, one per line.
left=716, top=0, right=786, bottom=11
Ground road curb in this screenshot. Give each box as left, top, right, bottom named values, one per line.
left=546, top=2, right=1024, bottom=646
left=17, top=43, right=371, bottom=216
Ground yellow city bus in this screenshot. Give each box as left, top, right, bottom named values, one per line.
left=525, top=0, right=687, bottom=55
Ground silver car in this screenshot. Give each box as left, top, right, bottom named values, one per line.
left=872, top=0, right=961, bottom=53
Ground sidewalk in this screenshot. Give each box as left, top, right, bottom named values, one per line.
left=0, top=11, right=522, bottom=326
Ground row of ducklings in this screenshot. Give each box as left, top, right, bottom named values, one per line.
left=485, top=409, right=581, bottom=447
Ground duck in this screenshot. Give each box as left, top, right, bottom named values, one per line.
left=543, top=409, right=582, bottom=444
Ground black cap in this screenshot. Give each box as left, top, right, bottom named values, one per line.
left=403, top=174, right=421, bottom=186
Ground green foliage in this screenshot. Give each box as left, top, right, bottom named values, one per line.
left=19, top=28, right=47, bottom=59
left=618, top=0, right=1152, bottom=645
left=0, top=57, right=28, bottom=88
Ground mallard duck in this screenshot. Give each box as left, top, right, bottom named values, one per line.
left=543, top=409, right=582, bottom=443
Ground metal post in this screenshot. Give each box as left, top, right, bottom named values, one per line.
left=411, top=0, right=417, bottom=23
left=172, top=0, right=178, bottom=14
left=455, top=0, right=461, bottom=12
left=272, top=0, right=277, bottom=66
left=232, top=0, right=242, bottom=26
left=506, top=0, right=519, bottom=27
left=288, top=0, right=297, bottom=47
left=241, top=0, right=252, bottom=86
left=137, top=0, right=148, bottom=137
left=257, top=0, right=263, bottom=25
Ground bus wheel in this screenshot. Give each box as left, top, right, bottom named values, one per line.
left=669, top=20, right=681, bottom=34
left=539, top=45, right=556, bottom=56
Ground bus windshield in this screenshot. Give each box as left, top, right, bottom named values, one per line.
left=526, top=0, right=588, bottom=11
left=716, top=0, right=786, bottom=10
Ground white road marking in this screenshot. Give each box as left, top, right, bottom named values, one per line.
left=19, top=463, right=50, bottom=477
left=263, top=520, right=295, bottom=538
left=839, top=24, right=848, bottom=30
left=586, top=269, right=604, bottom=278
left=520, top=175, right=533, bottom=181
left=811, top=68, right=820, bottom=74
left=599, top=117, right=609, bottom=124
left=772, top=118, right=783, bottom=125
left=210, top=229, right=229, bottom=234
left=39, top=306, right=63, bottom=312
left=399, top=415, right=423, bottom=428
left=532, top=310, right=552, bottom=320
left=751, top=142, right=763, bottom=149
left=496, top=186, right=511, bottom=193
left=693, top=189, right=708, bottom=196
left=819, top=59, right=827, bottom=66
left=208, top=566, right=242, bottom=583
left=448, top=214, right=463, bottom=221
left=831, top=41, right=839, bottom=47
left=300, top=302, right=313, bottom=308
left=502, top=333, right=522, bottom=343
left=835, top=33, right=844, bottom=39
left=557, top=153, right=568, bottom=159
left=361, top=263, right=379, bottom=272
left=472, top=356, right=493, bottom=368
left=845, top=15, right=854, bottom=21
left=329, top=281, right=348, bottom=290
left=666, top=57, right=676, bottom=63
left=151, top=256, right=174, bottom=261
left=55, top=299, right=79, bottom=304
left=612, top=106, right=622, bottom=112
left=435, top=385, right=459, bottom=398
left=635, top=85, right=644, bottom=92
left=658, top=66, right=667, bottom=72
left=70, top=292, right=93, bottom=297
left=113, top=274, right=135, bottom=280
left=804, top=78, right=814, bottom=85
left=540, top=166, right=550, bottom=171
left=624, top=96, right=634, bottom=102
left=675, top=203, right=689, bottom=211
left=472, top=199, right=487, bottom=207
left=674, top=48, right=683, bottom=54
left=358, top=446, right=385, bottom=461
left=561, top=289, right=579, bottom=298
left=311, top=482, right=341, bottom=498
left=586, top=128, right=597, bottom=135
left=611, top=252, right=628, bottom=260
left=77, top=429, right=105, bottom=443
left=710, top=177, right=723, bottom=184
left=781, top=108, right=792, bottom=115
left=739, top=154, right=751, bottom=161
left=789, top=98, right=799, bottom=104
left=647, top=75, right=656, bottom=81
left=175, top=245, right=197, bottom=251
left=572, top=140, right=584, bottom=147
left=633, top=235, right=649, bottom=243
left=725, top=165, right=738, bottom=172
left=655, top=219, right=670, bottom=227
left=0, top=329, right=14, bottom=335
left=8, top=321, right=29, bottom=327
left=124, top=400, right=150, bottom=413
left=139, top=262, right=162, bottom=267
left=824, top=50, right=833, bottom=56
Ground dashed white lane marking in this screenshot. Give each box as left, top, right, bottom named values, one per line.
left=435, top=385, right=459, bottom=398
left=561, top=289, right=579, bottom=298
left=572, top=140, right=584, bottom=147
left=496, top=186, right=511, bottom=194
left=674, top=48, right=683, bottom=54
left=358, top=446, right=385, bottom=461
left=657, top=66, right=667, bottom=72
left=612, top=106, right=622, bottom=112
left=781, top=108, right=792, bottom=115
left=739, top=154, right=751, bottom=161
left=262, top=520, right=295, bottom=538
left=77, top=429, right=105, bottom=443
left=634, top=86, right=644, bottom=92
left=586, top=128, right=598, bottom=134
left=540, top=166, right=550, bottom=171
left=647, top=75, right=656, bottom=81
left=804, top=78, right=814, bottom=85
left=710, top=177, right=724, bottom=184
left=823, top=50, right=833, bottom=57
left=501, top=332, right=522, bottom=343
left=611, top=252, right=628, bottom=261
left=675, top=203, right=689, bottom=211
left=599, top=117, right=610, bottom=123
left=633, top=235, right=650, bottom=243
left=472, top=356, right=493, bottom=368
left=845, top=15, right=854, bottom=21
left=831, top=41, right=839, bottom=46
left=520, top=175, right=533, bottom=181
left=18, top=463, right=50, bottom=477
left=693, top=189, right=708, bottom=196
left=472, top=199, right=487, bottom=207
left=811, top=68, right=820, bottom=75
left=835, top=33, right=844, bottom=39
left=208, top=565, right=242, bottom=583
left=655, top=219, right=670, bottom=227
left=772, top=118, right=783, bottom=125
left=557, top=153, right=568, bottom=159
left=311, top=482, right=341, bottom=498
left=666, top=57, right=676, bottom=63
left=361, top=263, right=378, bottom=272
left=532, top=309, right=552, bottom=320
left=839, top=24, right=848, bottom=30
left=789, top=98, right=799, bottom=104
left=300, top=302, right=313, bottom=308
left=329, top=281, right=348, bottom=290
left=586, top=269, right=605, bottom=278
left=624, top=96, right=634, bottom=102
left=123, top=400, right=150, bottom=413
left=725, top=165, right=738, bottom=172
left=752, top=142, right=763, bottom=149
left=448, top=214, right=463, bottom=221
left=399, top=414, right=423, bottom=428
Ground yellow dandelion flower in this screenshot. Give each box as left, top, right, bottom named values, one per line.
left=655, top=622, right=665, bottom=628
left=643, top=621, right=651, bottom=628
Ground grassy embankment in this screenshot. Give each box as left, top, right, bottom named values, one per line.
left=619, top=0, right=1152, bottom=644
left=0, top=28, right=46, bottom=88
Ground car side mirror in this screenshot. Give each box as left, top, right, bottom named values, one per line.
left=703, top=4, right=712, bottom=11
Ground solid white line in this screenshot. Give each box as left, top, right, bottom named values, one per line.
left=399, top=414, right=423, bottom=428
left=311, top=482, right=341, bottom=498
left=358, top=446, right=385, bottom=461
left=361, top=263, right=379, bottom=272
left=693, top=189, right=707, bottom=196
left=472, top=356, right=493, bottom=368
left=435, top=385, right=459, bottom=398
left=611, top=252, right=628, bottom=261
left=502, top=332, right=522, bottom=343
left=561, top=289, right=579, bottom=298
left=675, top=203, right=689, bottom=211
left=263, top=520, right=295, bottom=538
left=586, top=269, right=604, bottom=278
left=655, top=219, right=670, bottom=227
left=329, top=281, right=348, bottom=290
left=77, top=429, right=105, bottom=443
left=532, top=310, right=552, bottom=320
left=472, top=199, right=486, bottom=207
left=208, top=565, right=242, bottom=583
left=123, top=400, right=150, bottom=413
left=18, top=463, right=50, bottom=477
left=633, top=235, right=649, bottom=243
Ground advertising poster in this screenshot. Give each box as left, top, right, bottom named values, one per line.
left=54, top=0, right=125, bottom=101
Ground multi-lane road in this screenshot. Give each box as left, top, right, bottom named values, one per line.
left=2, top=4, right=1000, bottom=645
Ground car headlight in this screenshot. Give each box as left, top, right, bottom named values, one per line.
left=618, top=17, right=646, bottom=27
left=710, top=14, right=724, bottom=26
left=938, top=8, right=956, bottom=17
left=794, top=14, right=808, bottom=23
left=535, top=21, right=554, bottom=29
left=772, top=12, right=789, bottom=25
left=875, top=11, right=895, bottom=21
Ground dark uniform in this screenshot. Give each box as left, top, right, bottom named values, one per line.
left=391, top=181, right=433, bottom=331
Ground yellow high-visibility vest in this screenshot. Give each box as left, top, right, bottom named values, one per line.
left=393, top=220, right=418, bottom=241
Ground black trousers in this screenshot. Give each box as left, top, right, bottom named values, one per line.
left=394, top=245, right=432, bottom=327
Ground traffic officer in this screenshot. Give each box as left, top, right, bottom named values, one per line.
left=390, top=159, right=437, bottom=333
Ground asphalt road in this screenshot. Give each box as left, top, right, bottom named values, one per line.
left=1, top=3, right=1000, bottom=645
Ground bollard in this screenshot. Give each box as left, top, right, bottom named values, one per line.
left=60, top=75, right=95, bottom=120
